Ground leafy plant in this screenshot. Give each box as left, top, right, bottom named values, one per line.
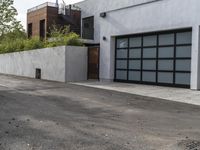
left=0, top=30, right=26, bottom=43
left=0, top=0, right=24, bottom=36
left=46, top=24, right=83, bottom=47
left=47, top=24, right=70, bottom=38
left=24, top=37, right=44, bottom=50
left=66, top=33, right=83, bottom=46
left=0, top=24, right=83, bottom=54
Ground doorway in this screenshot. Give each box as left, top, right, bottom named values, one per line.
left=88, top=47, right=100, bottom=79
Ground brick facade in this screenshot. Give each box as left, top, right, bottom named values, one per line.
left=27, top=4, right=81, bottom=39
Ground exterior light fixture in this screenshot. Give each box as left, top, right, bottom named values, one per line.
left=100, top=12, right=106, bottom=18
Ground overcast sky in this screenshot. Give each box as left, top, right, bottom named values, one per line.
left=14, top=0, right=84, bottom=29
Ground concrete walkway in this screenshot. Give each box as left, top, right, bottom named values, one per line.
left=71, top=81, right=200, bottom=106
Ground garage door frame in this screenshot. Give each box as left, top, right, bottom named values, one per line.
left=114, top=28, right=192, bottom=88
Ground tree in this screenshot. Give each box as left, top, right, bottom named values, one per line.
left=0, top=0, right=23, bottom=36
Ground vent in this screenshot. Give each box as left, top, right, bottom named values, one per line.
left=35, top=68, right=41, bottom=79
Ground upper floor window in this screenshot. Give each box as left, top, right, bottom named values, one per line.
left=40, top=19, right=45, bottom=39
left=82, top=16, right=94, bottom=40
left=28, top=23, right=32, bottom=38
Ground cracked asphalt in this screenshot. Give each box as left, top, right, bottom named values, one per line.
left=0, top=75, right=200, bottom=150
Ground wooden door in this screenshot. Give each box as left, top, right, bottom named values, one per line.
left=88, top=47, right=99, bottom=79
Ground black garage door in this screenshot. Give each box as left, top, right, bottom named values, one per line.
left=114, top=29, right=192, bottom=88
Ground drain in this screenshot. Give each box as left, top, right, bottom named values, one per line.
left=178, top=140, right=200, bottom=150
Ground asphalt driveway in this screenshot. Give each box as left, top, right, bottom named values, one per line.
left=0, top=75, right=200, bottom=150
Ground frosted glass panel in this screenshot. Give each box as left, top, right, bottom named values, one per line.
left=143, top=48, right=157, bottom=58
left=175, top=73, right=190, bottom=85
left=117, top=38, right=128, bottom=48
left=176, top=60, right=191, bottom=71
left=159, top=34, right=174, bottom=45
left=176, top=46, right=191, bottom=58
left=129, top=49, right=141, bottom=58
left=130, top=37, right=142, bottom=47
left=176, top=32, right=192, bottom=44
left=143, top=60, right=156, bottom=70
left=116, top=49, right=128, bottom=58
left=158, top=47, right=174, bottom=58
left=143, top=35, right=157, bottom=46
left=116, top=60, right=127, bottom=69
left=158, top=60, right=174, bottom=70
left=142, top=72, right=156, bottom=82
left=129, top=60, right=141, bottom=69
left=116, top=71, right=127, bottom=80
left=129, top=71, right=141, bottom=81
left=158, top=72, right=173, bottom=83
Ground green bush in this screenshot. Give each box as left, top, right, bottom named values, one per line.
left=24, top=37, right=44, bottom=51
left=0, top=25, right=84, bottom=54
left=45, top=25, right=83, bottom=47
left=0, top=39, right=25, bottom=54
left=45, top=33, right=83, bottom=48
left=66, top=33, right=83, bottom=46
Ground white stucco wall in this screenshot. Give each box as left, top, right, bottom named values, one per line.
left=97, top=0, right=200, bottom=89
left=76, top=0, right=158, bottom=43
left=0, top=46, right=88, bottom=82
left=75, top=0, right=200, bottom=89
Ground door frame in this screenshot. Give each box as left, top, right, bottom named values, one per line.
left=87, top=45, right=100, bottom=80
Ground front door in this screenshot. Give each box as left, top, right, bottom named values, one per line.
left=88, top=47, right=99, bottom=79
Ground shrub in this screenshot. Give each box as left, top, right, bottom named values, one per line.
left=65, top=33, right=83, bottom=46
left=0, top=30, right=27, bottom=42
left=0, top=25, right=83, bottom=54
left=24, top=37, right=44, bottom=50
left=0, top=39, right=25, bottom=54
left=45, top=25, right=83, bottom=47
left=45, top=33, right=83, bottom=48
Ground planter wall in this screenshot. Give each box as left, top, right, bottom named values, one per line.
left=0, top=46, right=88, bottom=82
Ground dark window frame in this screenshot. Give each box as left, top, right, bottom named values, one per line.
left=114, top=28, right=192, bottom=88
left=28, top=23, right=32, bottom=38
left=82, top=16, right=94, bottom=40
left=40, top=19, right=45, bottom=39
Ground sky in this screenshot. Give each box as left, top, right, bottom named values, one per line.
left=14, top=0, right=84, bottom=29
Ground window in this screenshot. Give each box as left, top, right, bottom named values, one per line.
left=40, top=19, right=45, bottom=39
left=28, top=23, right=32, bottom=38
left=82, top=16, right=94, bottom=40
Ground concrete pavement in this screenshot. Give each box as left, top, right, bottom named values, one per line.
left=72, top=81, right=200, bottom=106
left=0, top=75, right=200, bottom=150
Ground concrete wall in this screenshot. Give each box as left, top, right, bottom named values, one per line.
left=96, top=0, right=200, bottom=89
left=65, top=46, right=88, bottom=82
left=0, top=46, right=88, bottom=82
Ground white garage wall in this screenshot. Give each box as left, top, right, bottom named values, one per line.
left=76, top=0, right=158, bottom=43
left=98, top=0, right=200, bottom=89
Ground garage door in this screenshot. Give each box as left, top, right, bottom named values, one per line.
left=115, top=29, right=192, bottom=88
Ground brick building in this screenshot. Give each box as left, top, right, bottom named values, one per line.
left=27, top=2, right=81, bottom=39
